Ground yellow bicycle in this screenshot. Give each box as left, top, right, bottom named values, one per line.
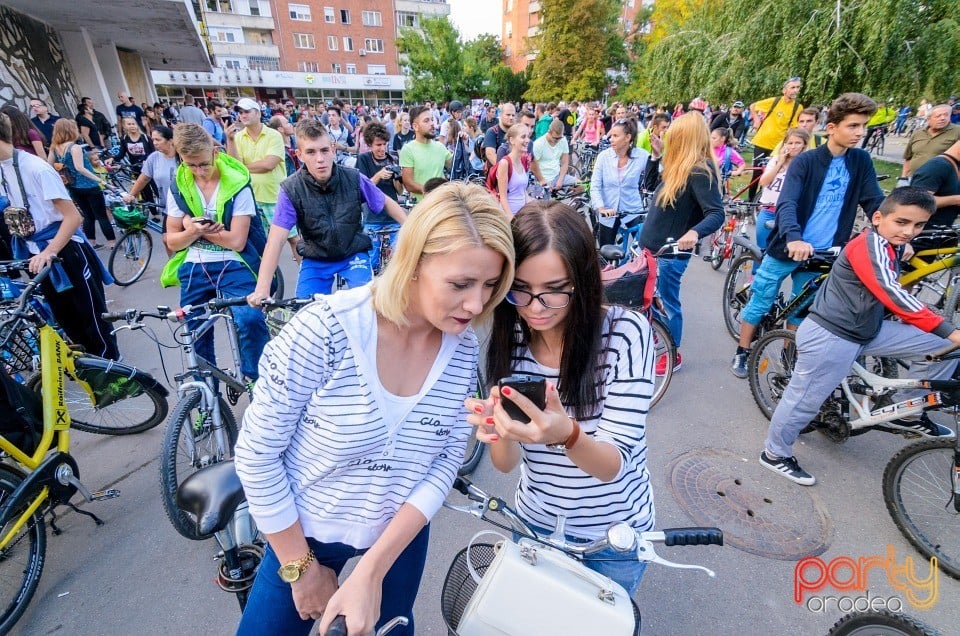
left=900, top=226, right=960, bottom=313
left=0, top=263, right=166, bottom=634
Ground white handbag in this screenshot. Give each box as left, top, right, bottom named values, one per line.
left=456, top=536, right=637, bottom=636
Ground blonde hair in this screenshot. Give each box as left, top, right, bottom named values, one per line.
left=173, top=122, right=214, bottom=157
left=657, top=112, right=719, bottom=208
left=372, top=182, right=515, bottom=327
left=51, top=118, right=80, bottom=146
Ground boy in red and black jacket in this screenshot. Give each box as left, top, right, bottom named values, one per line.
left=761, top=187, right=960, bottom=486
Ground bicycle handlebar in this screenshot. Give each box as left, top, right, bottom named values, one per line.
left=925, top=342, right=960, bottom=362
left=324, top=615, right=409, bottom=636
left=662, top=528, right=724, bottom=547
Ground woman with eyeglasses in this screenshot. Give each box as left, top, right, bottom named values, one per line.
left=465, top=200, right=656, bottom=596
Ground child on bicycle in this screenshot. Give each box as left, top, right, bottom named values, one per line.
left=761, top=187, right=960, bottom=486
left=710, top=127, right=745, bottom=186
left=731, top=93, right=886, bottom=379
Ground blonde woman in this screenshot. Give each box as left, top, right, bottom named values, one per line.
left=496, top=123, right=531, bottom=216
left=234, top=182, right=515, bottom=636
left=639, top=112, right=725, bottom=372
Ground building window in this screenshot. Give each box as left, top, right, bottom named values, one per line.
left=222, top=58, right=245, bottom=70
left=210, top=27, right=244, bottom=43
left=289, top=3, right=311, bottom=21
left=248, top=56, right=280, bottom=71
left=362, top=10, right=382, bottom=27
left=363, top=39, right=384, bottom=53
left=298, top=61, right=319, bottom=72
left=248, top=0, right=261, bottom=16
left=324, top=6, right=334, bottom=23
left=249, top=30, right=272, bottom=45
left=346, top=64, right=357, bottom=74
left=340, top=9, right=350, bottom=24
left=506, top=0, right=514, bottom=11
left=505, top=21, right=512, bottom=38
left=367, top=64, right=387, bottom=75
left=343, top=36, right=354, bottom=51
left=332, top=63, right=342, bottom=73
left=293, top=33, right=315, bottom=49
left=328, top=35, right=339, bottom=51
left=396, top=11, right=418, bottom=28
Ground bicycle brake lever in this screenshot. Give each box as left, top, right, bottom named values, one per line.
left=635, top=539, right=716, bottom=577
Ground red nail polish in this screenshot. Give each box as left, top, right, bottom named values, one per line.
left=474, top=405, right=483, bottom=413
left=490, top=436, right=499, bottom=442
left=485, top=416, right=495, bottom=425
left=502, top=386, right=512, bottom=396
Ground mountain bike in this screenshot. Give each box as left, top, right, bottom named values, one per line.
left=865, top=124, right=889, bottom=156
left=0, top=264, right=166, bottom=635
left=0, top=261, right=168, bottom=435
left=107, top=201, right=164, bottom=286
left=104, top=296, right=254, bottom=540
left=440, top=476, right=722, bottom=635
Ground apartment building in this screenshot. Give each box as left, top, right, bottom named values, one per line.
left=502, top=0, right=650, bottom=72
left=153, top=0, right=450, bottom=105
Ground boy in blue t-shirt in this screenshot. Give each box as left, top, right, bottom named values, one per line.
left=730, top=93, right=885, bottom=379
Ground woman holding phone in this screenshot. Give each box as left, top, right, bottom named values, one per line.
left=465, top=200, right=656, bottom=595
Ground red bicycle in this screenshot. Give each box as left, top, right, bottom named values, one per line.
left=705, top=202, right=760, bottom=271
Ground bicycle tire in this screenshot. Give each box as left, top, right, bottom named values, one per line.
left=108, top=229, right=153, bottom=286
left=651, top=315, right=675, bottom=408
left=940, top=269, right=960, bottom=327
left=748, top=329, right=797, bottom=420
left=709, top=230, right=729, bottom=271
left=0, top=465, right=46, bottom=636
left=160, top=391, right=239, bottom=540
left=272, top=268, right=285, bottom=301
left=26, top=363, right=167, bottom=435
left=459, top=370, right=487, bottom=476
left=722, top=253, right=760, bottom=341
left=882, top=438, right=960, bottom=580
left=827, top=609, right=942, bottom=636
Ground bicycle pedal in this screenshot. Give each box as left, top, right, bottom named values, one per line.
left=89, top=488, right=121, bottom=501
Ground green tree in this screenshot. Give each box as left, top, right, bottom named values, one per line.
left=524, top=0, right=626, bottom=102
left=396, top=16, right=464, bottom=103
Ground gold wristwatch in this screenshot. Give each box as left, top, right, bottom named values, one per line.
left=278, top=549, right=316, bottom=583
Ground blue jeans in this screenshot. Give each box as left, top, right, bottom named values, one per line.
left=297, top=253, right=373, bottom=297
left=178, top=260, right=270, bottom=381
left=365, top=223, right=400, bottom=273
left=236, top=525, right=430, bottom=636
left=755, top=208, right=776, bottom=252
left=656, top=256, right=690, bottom=347
left=514, top=522, right=647, bottom=596
left=740, top=254, right=817, bottom=328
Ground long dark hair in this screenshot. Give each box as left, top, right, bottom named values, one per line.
left=1, top=105, right=44, bottom=147
left=486, top=201, right=606, bottom=419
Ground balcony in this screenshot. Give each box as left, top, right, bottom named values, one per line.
left=529, top=1, right=541, bottom=12
left=527, top=25, right=540, bottom=37
left=394, top=0, right=451, bottom=17
left=203, top=11, right=274, bottom=31
left=210, top=41, right=279, bottom=58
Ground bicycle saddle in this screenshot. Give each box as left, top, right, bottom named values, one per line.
left=600, top=245, right=625, bottom=261
left=175, top=460, right=246, bottom=538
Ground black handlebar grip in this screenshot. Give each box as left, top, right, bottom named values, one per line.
left=101, top=310, right=132, bottom=322
left=663, top=528, right=724, bottom=547
left=210, top=296, right=251, bottom=309
left=452, top=476, right=471, bottom=496
left=325, top=616, right=348, bottom=636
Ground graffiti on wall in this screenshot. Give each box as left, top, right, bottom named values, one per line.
left=0, top=5, right=80, bottom=118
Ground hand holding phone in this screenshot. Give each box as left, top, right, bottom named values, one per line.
left=498, top=374, right=547, bottom=424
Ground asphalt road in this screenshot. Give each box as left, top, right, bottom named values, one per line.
left=14, top=239, right=960, bottom=636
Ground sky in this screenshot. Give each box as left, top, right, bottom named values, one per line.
left=448, top=0, right=501, bottom=40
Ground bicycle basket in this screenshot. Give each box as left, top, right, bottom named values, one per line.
left=602, top=249, right=657, bottom=311
left=111, top=204, right=147, bottom=231
left=0, top=317, right=39, bottom=378
left=441, top=543, right=497, bottom=635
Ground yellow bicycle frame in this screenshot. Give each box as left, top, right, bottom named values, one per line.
left=0, top=324, right=80, bottom=549
left=900, top=247, right=960, bottom=288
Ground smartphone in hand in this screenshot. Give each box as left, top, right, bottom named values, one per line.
left=498, top=374, right=547, bottom=424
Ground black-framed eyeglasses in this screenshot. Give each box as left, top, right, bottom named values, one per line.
left=506, top=288, right=575, bottom=309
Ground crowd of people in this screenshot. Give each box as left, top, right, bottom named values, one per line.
left=3, top=80, right=960, bottom=635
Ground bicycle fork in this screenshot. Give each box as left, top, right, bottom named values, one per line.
left=177, top=381, right=232, bottom=466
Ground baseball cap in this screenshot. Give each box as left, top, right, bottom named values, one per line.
left=732, top=100, right=744, bottom=108
left=448, top=100, right=464, bottom=112
left=688, top=97, right=707, bottom=112
left=236, top=97, right=259, bottom=112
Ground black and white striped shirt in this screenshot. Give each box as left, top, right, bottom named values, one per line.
left=513, top=306, right=656, bottom=539
left=234, top=285, right=477, bottom=549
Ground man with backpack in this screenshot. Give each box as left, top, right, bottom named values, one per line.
left=483, top=102, right=515, bottom=167
left=749, top=78, right=804, bottom=199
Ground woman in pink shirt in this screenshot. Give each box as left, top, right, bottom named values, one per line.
left=572, top=105, right=604, bottom=146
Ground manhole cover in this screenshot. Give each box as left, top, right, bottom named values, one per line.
left=667, top=448, right=832, bottom=560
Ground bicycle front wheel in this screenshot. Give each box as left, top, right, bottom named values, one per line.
left=883, top=439, right=960, bottom=580
left=709, top=231, right=730, bottom=270
left=0, top=466, right=46, bottom=636
left=108, top=229, right=152, bottom=286
left=160, top=391, right=239, bottom=540
left=748, top=329, right=797, bottom=420
left=651, top=316, right=675, bottom=408
left=828, top=609, right=941, bottom=636
left=722, top=253, right=760, bottom=341
left=27, top=362, right=168, bottom=435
